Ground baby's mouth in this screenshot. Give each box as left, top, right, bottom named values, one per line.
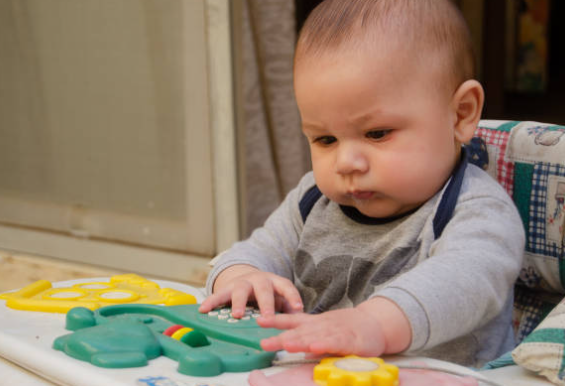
left=348, top=190, right=375, bottom=200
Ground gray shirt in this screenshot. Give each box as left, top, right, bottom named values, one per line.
left=207, top=160, right=525, bottom=367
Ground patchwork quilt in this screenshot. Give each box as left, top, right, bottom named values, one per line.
left=468, top=120, right=565, bottom=341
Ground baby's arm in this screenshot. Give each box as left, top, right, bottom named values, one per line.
left=200, top=174, right=316, bottom=318
left=199, top=264, right=303, bottom=317
left=258, top=296, right=411, bottom=356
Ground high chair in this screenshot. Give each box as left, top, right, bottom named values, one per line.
left=468, top=120, right=565, bottom=385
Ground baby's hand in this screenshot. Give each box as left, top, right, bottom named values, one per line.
left=258, top=297, right=411, bottom=356
left=257, top=308, right=387, bottom=356
left=199, top=267, right=304, bottom=318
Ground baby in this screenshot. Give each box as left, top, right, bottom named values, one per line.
left=200, top=0, right=525, bottom=367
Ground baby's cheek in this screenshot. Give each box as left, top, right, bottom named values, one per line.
left=388, top=161, right=449, bottom=202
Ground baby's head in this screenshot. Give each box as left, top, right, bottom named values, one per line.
left=295, top=0, right=476, bottom=99
left=295, top=0, right=484, bottom=218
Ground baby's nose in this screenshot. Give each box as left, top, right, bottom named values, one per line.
left=335, top=144, right=369, bottom=175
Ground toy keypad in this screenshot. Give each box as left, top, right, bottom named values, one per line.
left=206, top=306, right=261, bottom=324
left=313, top=356, right=399, bottom=386
left=0, top=274, right=197, bottom=313
left=54, top=303, right=281, bottom=376
left=171, top=305, right=278, bottom=349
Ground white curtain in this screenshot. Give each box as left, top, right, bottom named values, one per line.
left=241, top=0, right=310, bottom=235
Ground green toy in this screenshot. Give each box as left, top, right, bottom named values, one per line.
left=53, top=304, right=281, bottom=376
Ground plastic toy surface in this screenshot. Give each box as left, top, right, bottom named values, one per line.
left=313, top=356, right=399, bottom=386
left=0, top=274, right=197, bottom=313
left=53, top=303, right=281, bottom=376
left=249, top=361, right=478, bottom=386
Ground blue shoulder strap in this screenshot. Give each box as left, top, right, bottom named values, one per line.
left=432, top=148, right=469, bottom=239
left=299, top=185, right=322, bottom=222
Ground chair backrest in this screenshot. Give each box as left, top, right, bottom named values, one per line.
left=468, top=120, right=565, bottom=343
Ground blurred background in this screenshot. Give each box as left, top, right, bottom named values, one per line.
left=0, top=0, right=562, bottom=291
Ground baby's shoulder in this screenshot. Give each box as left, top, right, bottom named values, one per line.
left=296, top=171, right=316, bottom=191
left=293, top=171, right=320, bottom=203
left=460, top=163, right=513, bottom=203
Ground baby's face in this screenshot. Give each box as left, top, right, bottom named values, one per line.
left=295, top=49, right=461, bottom=218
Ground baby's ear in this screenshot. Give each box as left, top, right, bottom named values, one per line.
left=451, top=80, right=484, bottom=144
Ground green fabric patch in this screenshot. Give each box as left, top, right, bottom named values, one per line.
left=513, top=162, right=533, bottom=237
left=524, top=328, right=565, bottom=345
left=481, top=351, right=515, bottom=370
left=495, top=121, right=521, bottom=132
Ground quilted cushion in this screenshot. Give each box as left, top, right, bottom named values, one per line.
left=470, top=120, right=565, bottom=341
left=513, top=296, right=565, bottom=385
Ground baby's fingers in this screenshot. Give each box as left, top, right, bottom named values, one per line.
left=260, top=319, right=316, bottom=352
left=271, top=277, right=304, bottom=312
left=257, top=312, right=310, bottom=329
left=199, top=289, right=235, bottom=313
left=247, top=278, right=276, bottom=317
left=230, top=280, right=256, bottom=318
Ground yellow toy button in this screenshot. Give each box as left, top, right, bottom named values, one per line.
left=314, top=356, right=399, bottom=386
left=171, top=327, right=194, bottom=340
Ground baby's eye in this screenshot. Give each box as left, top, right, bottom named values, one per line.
left=313, top=136, right=337, bottom=145
left=366, top=129, right=392, bottom=140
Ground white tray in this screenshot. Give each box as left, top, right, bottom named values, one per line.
left=1, top=277, right=550, bottom=386
left=0, top=277, right=258, bottom=386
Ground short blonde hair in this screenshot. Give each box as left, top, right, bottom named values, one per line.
left=295, top=0, right=475, bottom=91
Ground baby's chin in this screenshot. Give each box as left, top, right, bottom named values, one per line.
left=356, top=206, right=406, bottom=219
left=338, top=198, right=408, bottom=219
left=324, top=189, right=419, bottom=219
